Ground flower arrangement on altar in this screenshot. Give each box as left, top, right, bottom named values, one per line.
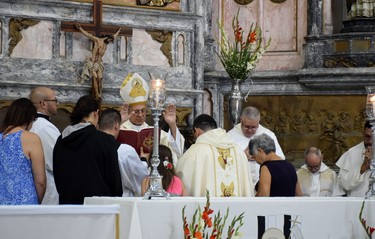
left=182, top=190, right=244, bottom=239
left=359, top=200, right=375, bottom=238
left=217, top=8, right=271, bottom=81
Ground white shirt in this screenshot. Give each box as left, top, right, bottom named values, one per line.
left=228, top=123, right=285, bottom=185
left=117, top=144, right=149, bottom=197
left=336, top=142, right=371, bottom=197
left=30, top=116, right=60, bottom=204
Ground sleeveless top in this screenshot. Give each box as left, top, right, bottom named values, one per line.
left=166, top=176, right=183, bottom=196
left=256, top=160, right=297, bottom=197
left=0, top=131, right=38, bottom=204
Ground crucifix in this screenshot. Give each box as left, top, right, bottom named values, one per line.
left=61, top=0, right=132, bottom=100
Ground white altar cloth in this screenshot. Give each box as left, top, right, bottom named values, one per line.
left=84, top=196, right=375, bottom=239
left=0, top=205, right=119, bottom=239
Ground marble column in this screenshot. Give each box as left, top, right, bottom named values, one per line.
left=307, top=0, right=323, bottom=35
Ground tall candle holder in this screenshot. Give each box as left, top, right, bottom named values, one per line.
left=365, top=86, right=375, bottom=198
left=143, top=73, right=170, bottom=200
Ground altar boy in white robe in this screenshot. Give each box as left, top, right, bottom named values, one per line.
left=119, top=73, right=185, bottom=165
left=176, top=114, right=254, bottom=197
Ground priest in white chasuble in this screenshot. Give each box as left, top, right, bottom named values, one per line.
left=119, top=73, right=185, bottom=165
left=176, top=114, right=254, bottom=197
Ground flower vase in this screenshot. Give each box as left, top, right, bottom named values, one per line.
left=228, top=78, right=243, bottom=127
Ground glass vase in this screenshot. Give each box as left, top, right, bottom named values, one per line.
left=228, top=78, right=244, bottom=127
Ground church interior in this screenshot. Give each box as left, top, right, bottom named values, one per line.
left=1, top=0, right=375, bottom=238
left=0, top=0, right=372, bottom=168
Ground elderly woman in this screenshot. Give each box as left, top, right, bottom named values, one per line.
left=249, top=133, right=301, bottom=197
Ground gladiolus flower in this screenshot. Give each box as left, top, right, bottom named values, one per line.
left=370, top=227, right=375, bottom=235
left=216, top=7, right=271, bottom=81
left=194, top=231, right=203, bottom=239
left=248, top=30, right=256, bottom=43
left=184, top=226, right=190, bottom=236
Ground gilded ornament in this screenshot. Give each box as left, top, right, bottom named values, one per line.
left=8, top=18, right=39, bottom=56
left=221, top=182, right=235, bottom=197
left=129, top=78, right=147, bottom=98
left=146, top=30, right=173, bottom=66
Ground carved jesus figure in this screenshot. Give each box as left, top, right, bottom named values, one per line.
left=76, top=24, right=121, bottom=100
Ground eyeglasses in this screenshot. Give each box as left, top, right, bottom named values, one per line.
left=131, top=108, right=146, bottom=115
left=307, top=161, right=321, bottom=172
left=43, top=99, right=58, bottom=104
left=241, top=123, right=259, bottom=130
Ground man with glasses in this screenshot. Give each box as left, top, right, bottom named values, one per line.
left=336, top=121, right=372, bottom=197
left=228, top=106, right=285, bottom=185
left=119, top=73, right=184, bottom=165
left=29, top=86, right=60, bottom=204
left=297, top=147, right=341, bottom=197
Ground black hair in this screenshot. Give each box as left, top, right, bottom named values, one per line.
left=99, top=108, right=121, bottom=131
left=149, top=145, right=176, bottom=191
left=193, top=114, right=217, bottom=132
left=70, top=95, right=100, bottom=125
left=1, top=98, right=36, bottom=134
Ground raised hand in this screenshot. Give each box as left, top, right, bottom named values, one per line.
left=162, top=104, right=178, bottom=139
left=162, top=104, right=177, bottom=127
left=120, top=103, right=130, bottom=123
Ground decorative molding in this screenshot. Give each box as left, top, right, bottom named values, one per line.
left=270, top=0, right=287, bottom=3
left=233, top=0, right=254, bottom=5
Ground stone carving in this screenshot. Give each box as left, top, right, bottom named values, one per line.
left=303, top=113, right=319, bottom=134
left=253, top=103, right=364, bottom=166
left=275, top=111, right=289, bottom=134
left=8, top=18, right=39, bottom=56
left=291, top=113, right=303, bottom=133
left=337, top=112, right=352, bottom=133
left=146, top=30, right=173, bottom=66
left=324, top=57, right=358, bottom=68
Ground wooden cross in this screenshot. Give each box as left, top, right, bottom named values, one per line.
left=61, top=0, right=132, bottom=100
left=61, top=0, right=132, bottom=37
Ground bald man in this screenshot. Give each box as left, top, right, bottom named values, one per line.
left=297, top=147, right=342, bottom=197
left=29, top=87, right=60, bottom=204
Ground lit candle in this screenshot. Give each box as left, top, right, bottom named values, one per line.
left=150, top=78, right=165, bottom=108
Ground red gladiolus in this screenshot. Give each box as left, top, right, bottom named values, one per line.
left=234, top=27, right=243, bottom=43
left=204, top=207, right=214, bottom=215
left=248, top=30, right=256, bottom=44
left=370, top=227, right=375, bottom=235
left=194, top=231, right=203, bottom=239
left=184, top=226, right=190, bottom=236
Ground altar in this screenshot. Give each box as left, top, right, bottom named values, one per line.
left=84, top=196, right=375, bottom=239
left=0, top=205, right=119, bottom=239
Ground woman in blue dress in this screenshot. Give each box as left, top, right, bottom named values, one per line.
left=0, top=98, right=46, bottom=204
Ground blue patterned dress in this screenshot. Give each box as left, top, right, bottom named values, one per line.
left=0, top=130, right=38, bottom=204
